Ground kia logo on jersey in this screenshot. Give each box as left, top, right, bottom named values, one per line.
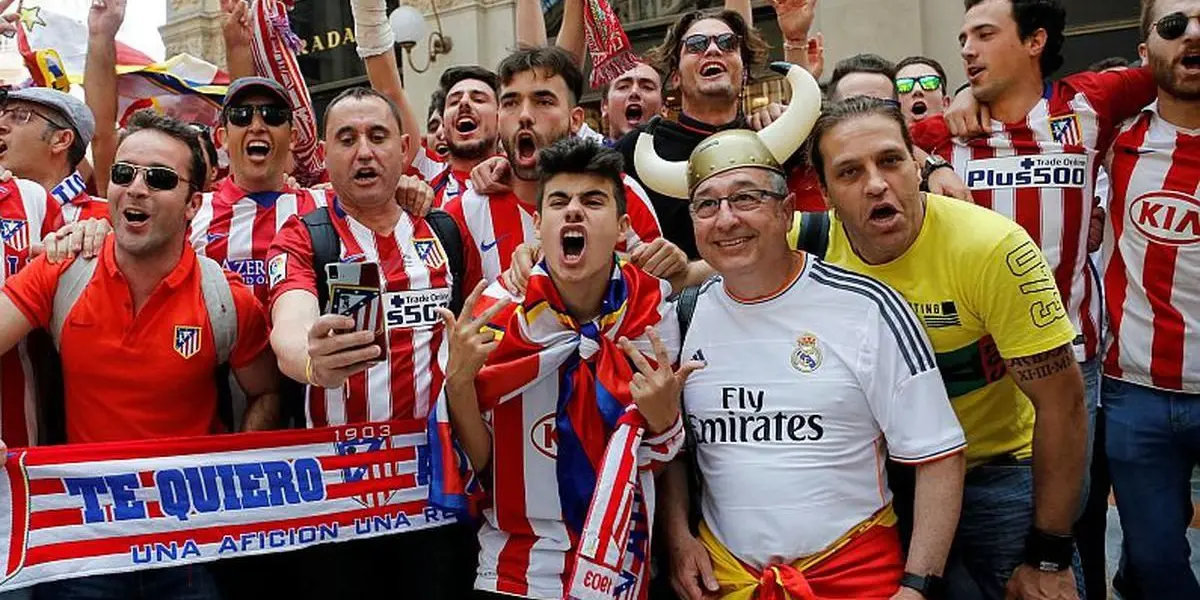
left=1130, top=190, right=1200, bottom=246
left=530, top=413, right=558, bottom=459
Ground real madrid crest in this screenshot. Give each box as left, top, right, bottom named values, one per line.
left=790, top=332, right=822, bottom=373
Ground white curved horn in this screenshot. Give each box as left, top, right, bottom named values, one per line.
left=633, top=132, right=690, bottom=199
left=758, top=62, right=823, bottom=163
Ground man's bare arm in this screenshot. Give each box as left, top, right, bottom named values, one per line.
left=84, top=0, right=124, bottom=196
left=233, top=349, right=282, bottom=432
left=270, top=289, right=319, bottom=383
left=353, top=0, right=421, bottom=168
left=0, top=296, right=36, bottom=361
left=1005, top=343, right=1086, bottom=535
left=220, top=0, right=257, bottom=80
left=904, top=452, right=965, bottom=576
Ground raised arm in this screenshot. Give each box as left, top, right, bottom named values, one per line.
left=726, top=0, right=752, bottom=23
left=84, top=0, right=124, bottom=196
left=220, top=0, right=257, bottom=80
left=352, top=0, right=421, bottom=168
left=515, top=0, right=548, bottom=47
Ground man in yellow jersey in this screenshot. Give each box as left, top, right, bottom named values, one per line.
left=787, top=96, right=1087, bottom=600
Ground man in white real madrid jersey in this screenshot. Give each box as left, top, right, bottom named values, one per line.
left=647, top=129, right=967, bottom=600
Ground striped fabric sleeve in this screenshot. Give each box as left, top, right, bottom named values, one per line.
left=637, top=412, right=685, bottom=471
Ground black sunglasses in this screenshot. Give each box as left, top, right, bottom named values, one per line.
left=682, top=33, right=740, bottom=54
left=224, top=104, right=292, bottom=128
left=110, top=162, right=189, bottom=191
left=1153, top=12, right=1200, bottom=41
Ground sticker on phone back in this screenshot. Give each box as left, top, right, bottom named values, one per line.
left=384, top=287, right=452, bottom=330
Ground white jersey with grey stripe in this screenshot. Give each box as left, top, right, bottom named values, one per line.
left=679, top=253, right=965, bottom=568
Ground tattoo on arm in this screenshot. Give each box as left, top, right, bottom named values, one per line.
left=1005, top=345, right=1075, bottom=382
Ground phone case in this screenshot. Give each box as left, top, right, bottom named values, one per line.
left=325, top=261, right=387, bottom=362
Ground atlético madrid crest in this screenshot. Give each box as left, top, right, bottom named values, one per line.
left=173, top=326, right=202, bottom=359
left=336, top=434, right=403, bottom=508
left=413, top=238, right=446, bottom=270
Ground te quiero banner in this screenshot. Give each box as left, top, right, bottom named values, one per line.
left=0, top=421, right=455, bottom=591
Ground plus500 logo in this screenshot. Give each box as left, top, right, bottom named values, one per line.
left=965, top=154, right=1088, bottom=190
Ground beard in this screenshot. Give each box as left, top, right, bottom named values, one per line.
left=448, top=135, right=495, bottom=161
left=1151, top=51, right=1200, bottom=102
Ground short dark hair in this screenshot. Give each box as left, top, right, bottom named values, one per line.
left=1089, top=56, right=1131, bottom=72
left=808, top=96, right=914, bottom=188
left=439, top=65, right=500, bottom=99
left=497, top=46, right=585, bottom=105
left=644, top=9, right=770, bottom=88
left=599, top=62, right=663, bottom=102
left=120, top=110, right=206, bottom=195
left=428, top=89, right=446, bottom=121
left=895, top=56, right=949, bottom=90
left=189, top=123, right=219, bottom=168
left=322, top=87, right=405, bottom=135
left=829, top=54, right=898, bottom=100
left=965, top=0, right=1066, bottom=77
left=536, top=137, right=627, bottom=215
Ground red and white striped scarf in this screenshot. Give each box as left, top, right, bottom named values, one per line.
left=249, top=0, right=325, bottom=187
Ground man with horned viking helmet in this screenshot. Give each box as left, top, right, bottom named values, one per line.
left=656, top=95, right=1089, bottom=599
left=638, top=76, right=968, bottom=599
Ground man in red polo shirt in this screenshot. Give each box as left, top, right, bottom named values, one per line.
left=0, top=110, right=278, bottom=600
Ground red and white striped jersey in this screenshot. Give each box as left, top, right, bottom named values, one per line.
left=266, top=198, right=453, bottom=427
left=190, top=177, right=328, bottom=305
left=49, top=171, right=108, bottom=226
left=428, top=167, right=470, bottom=209
left=444, top=174, right=664, bottom=291
left=1102, top=102, right=1200, bottom=392
left=410, top=145, right=448, bottom=184
left=0, top=178, right=60, bottom=447
left=912, top=67, right=1156, bottom=361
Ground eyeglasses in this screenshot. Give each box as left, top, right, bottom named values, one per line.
left=682, top=33, right=740, bottom=55
left=224, top=104, right=292, bottom=128
left=1153, top=12, right=1200, bottom=40
left=110, top=162, right=189, bottom=191
left=896, top=75, right=943, bottom=94
left=690, top=189, right=786, bottom=219
left=0, top=105, right=68, bottom=129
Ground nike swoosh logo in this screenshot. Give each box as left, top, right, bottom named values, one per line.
left=481, top=235, right=508, bottom=252
left=206, top=232, right=227, bottom=242
left=1123, top=147, right=1155, bottom=155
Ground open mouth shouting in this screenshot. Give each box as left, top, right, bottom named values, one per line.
left=910, top=100, right=928, bottom=117
left=514, top=130, right=539, bottom=169
left=1180, top=50, right=1200, bottom=74
left=559, top=225, right=587, bottom=267
left=352, top=165, right=381, bottom=187
left=0, top=138, right=8, bottom=161
left=624, top=103, right=645, bottom=126
left=244, top=139, right=273, bottom=163
left=121, top=205, right=151, bottom=232
left=867, top=202, right=902, bottom=229
left=699, top=61, right=728, bottom=80
left=455, top=115, right=479, bottom=137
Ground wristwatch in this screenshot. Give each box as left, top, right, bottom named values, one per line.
left=1024, top=528, right=1075, bottom=572
left=899, top=572, right=947, bottom=600
left=921, top=154, right=953, bottom=181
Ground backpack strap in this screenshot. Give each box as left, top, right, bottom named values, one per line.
left=50, top=257, right=100, bottom=349
left=197, top=255, right=238, bottom=364
left=301, top=207, right=340, bottom=311
left=675, top=284, right=701, bottom=342
left=424, top=209, right=466, bottom=315
left=794, top=211, right=831, bottom=259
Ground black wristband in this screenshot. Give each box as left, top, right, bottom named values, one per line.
left=1023, top=528, right=1074, bottom=571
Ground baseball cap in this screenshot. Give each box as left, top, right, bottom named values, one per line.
left=6, top=87, right=96, bottom=148
left=223, top=77, right=292, bottom=109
